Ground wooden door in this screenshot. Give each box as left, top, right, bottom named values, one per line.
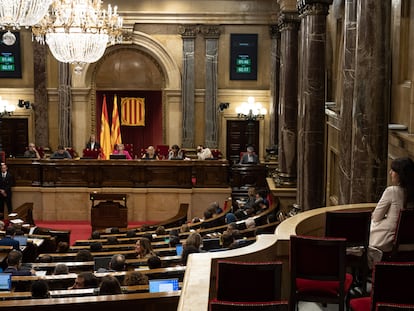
left=0, top=118, right=28, bottom=157
left=226, top=120, right=259, bottom=164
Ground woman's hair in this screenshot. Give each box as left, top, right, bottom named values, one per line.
left=79, top=272, right=99, bottom=288
left=123, top=271, right=149, bottom=286
left=185, top=232, right=202, bottom=249
left=181, top=245, right=199, bottom=265
left=137, top=237, right=154, bottom=257
left=391, top=157, right=414, bottom=206
left=99, top=275, right=122, bottom=295
left=155, top=225, right=166, bottom=236
left=56, top=241, right=69, bottom=253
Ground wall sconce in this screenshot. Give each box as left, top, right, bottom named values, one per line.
left=218, top=102, right=230, bottom=112
left=236, top=96, right=267, bottom=120
left=18, top=99, right=31, bottom=109
left=0, top=96, right=16, bottom=117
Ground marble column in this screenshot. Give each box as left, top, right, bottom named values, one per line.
left=277, top=12, right=300, bottom=187
left=297, top=0, right=332, bottom=210
left=338, top=0, right=356, bottom=204
left=33, top=41, right=49, bottom=147
left=269, top=25, right=281, bottom=151
left=58, top=62, right=72, bottom=147
left=201, top=25, right=220, bottom=148
left=179, top=25, right=198, bottom=148
left=350, top=0, right=391, bottom=203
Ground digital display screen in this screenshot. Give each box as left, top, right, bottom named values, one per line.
left=0, top=31, right=22, bottom=78
left=230, top=34, right=258, bottom=80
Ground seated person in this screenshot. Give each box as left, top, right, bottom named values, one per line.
left=31, top=279, right=50, bottom=299
left=86, top=134, right=100, bottom=150
left=51, top=145, right=72, bottom=159
left=147, top=255, right=162, bottom=269
left=0, top=226, right=20, bottom=250
left=99, top=275, right=122, bottom=295
left=24, top=143, right=41, bottom=159
left=53, top=263, right=69, bottom=275
left=123, top=271, right=149, bottom=286
left=135, top=237, right=156, bottom=259
left=97, top=254, right=126, bottom=273
left=112, top=143, right=132, bottom=160
left=196, top=145, right=213, bottom=160
left=4, top=250, right=34, bottom=275
left=168, top=144, right=184, bottom=160
left=240, top=146, right=258, bottom=164
left=142, top=145, right=159, bottom=160
left=68, top=271, right=98, bottom=289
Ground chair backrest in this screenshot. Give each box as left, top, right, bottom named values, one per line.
left=124, top=143, right=134, bottom=158
left=290, top=235, right=346, bottom=282
left=325, top=210, right=371, bottom=248
left=209, top=300, right=288, bottom=311
left=82, top=149, right=100, bottom=159
left=371, top=262, right=414, bottom=309
left=216, top=260, right=282, bottom=302
left=156, top=144, right=169, bottom=159
left=390, top=209, right=414, bottom=260
left=376, top=303, right=414, bottom=311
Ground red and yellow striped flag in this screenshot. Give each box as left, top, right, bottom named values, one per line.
left=99, top=95, right=112, bottom=160
left=121, top=97, right=145, bottom=126
left=111, top=94, right=122, bottom=148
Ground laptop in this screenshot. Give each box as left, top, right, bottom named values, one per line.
left=13, top=235, right=28, bottom=247
left=109, top=154, right=126, bottom=160
left=0, top=274, right=12, bottom=291
left=202, top=238, right=221, bottom=251
left=94, top=256, right=112, bottom=271
left=175, top=244, right=183, bottom=256
left=149, top=278, right=179, bottom=293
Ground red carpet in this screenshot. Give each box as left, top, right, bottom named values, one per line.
left=35, top=221, right=147, bottom=245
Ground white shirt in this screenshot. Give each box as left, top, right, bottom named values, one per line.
left=197, top=148, right=212, bottom=160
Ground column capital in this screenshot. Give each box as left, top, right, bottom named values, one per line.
left=278, top=12, right=300, bottom=31
left=270, top=24, right=281, bottom=39
left=297, top=0, right=333, bottom=17
left=200, top=25, right=221, bottom=39
left=278, top=0, right=299, bottom=12
left=178, top=25, right=199, bottom=38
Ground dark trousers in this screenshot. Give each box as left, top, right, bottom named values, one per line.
left=0, top=193, right=12, bottom=214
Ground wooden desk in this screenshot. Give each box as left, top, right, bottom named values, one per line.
left=6, top=159, right=229, bottom=188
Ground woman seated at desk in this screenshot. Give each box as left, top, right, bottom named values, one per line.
left=168, top=144, right=184, bottom=160
left=112, top=143, right=132, bottom=160
left=142, top=146, right=159, bottom=160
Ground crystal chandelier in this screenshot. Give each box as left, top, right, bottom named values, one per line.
left=0, top=0, right=52, bottom=45
left=236, top=97, right=267, bottom=120
left=32, top=0, right=123, bottom=72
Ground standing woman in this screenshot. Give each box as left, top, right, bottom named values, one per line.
left=369, top=157, right=414, bottom=266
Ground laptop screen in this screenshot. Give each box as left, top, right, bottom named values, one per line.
left=0, top=274, right=12, bottom=291
left=94, top=256, right=112, bottom=271
left=13, top=236, right=27, bottom=246
left=109, top=154, right=126, bottom=160
left=175, top=244, right=183, bottom=256
left=149, top=278, right=179, bottom=293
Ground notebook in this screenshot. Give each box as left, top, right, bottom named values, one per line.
left=0, top=274, right=12, bottom=291
left=149, top=278, right=179, bottom=293
left=94, top=256, right=112, bottom=271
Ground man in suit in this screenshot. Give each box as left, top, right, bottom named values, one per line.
left=240, top=146, right=259, bottom=164
left=0, top=163, right=14, bottom=214
left=0, top=226, right=20, bottom=250
left=86, top=134, right=101, bottom=150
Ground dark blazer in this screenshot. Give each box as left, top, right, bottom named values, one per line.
left=0, top=171, right=14, bottom=195
left=0, top=236, right=20, bottom=250
left=86, top=141, right=101, bottom=150
left=240, top=153, right=259, bottom=164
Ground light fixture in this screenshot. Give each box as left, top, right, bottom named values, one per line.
left=32, top=0, right=123, bottom=73
left=0, top=0, right=53, bottom=45
left=236, top=96, right=267, bottom=120
left=0, top=96, right=16, bottom=117
left=18, top=99, right=31, bottom=109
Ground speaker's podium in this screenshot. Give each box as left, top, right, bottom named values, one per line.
left=90, top=193, right=127, bottom=231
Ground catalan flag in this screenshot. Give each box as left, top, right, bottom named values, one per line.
left=121, top=97, right=145, bottom=126
left=99, top=95, right=112, bottom=160
left=111, top=95, right=122, bottom=148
